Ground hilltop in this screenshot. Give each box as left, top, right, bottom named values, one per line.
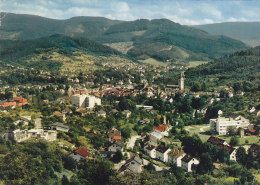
left=0, top=34, right=135, bottom=73
left=194, top=22, right=260, bottom=47
left=0, top=13, right=249, bottom=63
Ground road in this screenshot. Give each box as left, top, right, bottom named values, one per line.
left=126, top=135, right=141, bottom=149
left=35, top=118, right=42, bottom=129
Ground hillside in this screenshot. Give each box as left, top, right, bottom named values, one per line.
left=185, top=46, right=260, bottom=88
left=0, top=13, right=249, bottom=63
left=0, top=34, right=135, bottom=73
left=194, top=22, right=260, bottom=47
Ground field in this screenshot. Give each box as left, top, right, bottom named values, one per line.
left=188, top=61, right=209, bottom=68
left=185, top=124, right=260, bottom=146
left=139, top=58, right=171, bottom=66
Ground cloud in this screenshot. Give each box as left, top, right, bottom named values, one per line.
left=1, top=0, right=260, bottom=25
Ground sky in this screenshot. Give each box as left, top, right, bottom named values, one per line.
left=1, top=0, right=260, bottom=25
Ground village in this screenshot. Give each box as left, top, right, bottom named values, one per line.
left=0, top=65, right=259, bottom=177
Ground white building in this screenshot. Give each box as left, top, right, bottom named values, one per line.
left=155, top=144, right=171, bottom=162
left=119, top=155, right=143, bottom=174
left=168, top=149, right=186, bottom=167
left=144, top=144, right=156, bottom=158
left=210, top=115, right=250, bottom=135
left=71, top=94, right=101, bottom=109
left=181, top=155, right=199, bottom=172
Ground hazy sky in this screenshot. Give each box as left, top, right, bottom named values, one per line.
left=1, top=0, right=260, bottom=25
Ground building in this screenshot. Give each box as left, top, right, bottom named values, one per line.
left=207, top=136, right=229, bottom=146
left=168, top=149, right=186, bottom=167
left=122, top=110, right=132, bottom=118
left=210, top=115, right=250, bottom=135
left=108, top=140, right=124, bottom=153
left=1, top=129, right=57, bottom=142
left=70, top=147, right=90, bottom=162
left=165, top=72, right=185, bottom=91
left=155, top=144, right=171, bottom=162
left=49, top=122, right=69, bottom=132
left=108, top=128, right=121, bottom=142
left=96, top=110, right=106, bottom=118
left=119, top=155, right=144, bottom=174
left=71, top=94, right=101, bottom=109
left=181, top=155, right=199, bottom=172
left=144, top=144, right=156, bottom=158
left=153, top=124, right=170, bottom=137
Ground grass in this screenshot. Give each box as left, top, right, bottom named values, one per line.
left=139, top=58, right=171, bottom=66
left=254, top=173, right=260, bottom=183
left=55, top=169, right=73, bottom=180
left=184, top=124, right=211, bottom=142
left=218, top=135, right=260, bottom=146
left=188, top=61, right=209, bottom=68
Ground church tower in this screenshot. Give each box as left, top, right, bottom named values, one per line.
left=178, top=71, right=184, bottom=91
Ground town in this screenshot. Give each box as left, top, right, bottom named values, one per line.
left=0, top=59, right=259, bottom=184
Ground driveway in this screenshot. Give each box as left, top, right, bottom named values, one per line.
left=126, top=135, right=141, bottom=149
left=35, top=118, right=42, bottom=129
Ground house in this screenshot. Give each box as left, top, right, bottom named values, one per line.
left=108, top=140, right=124, bottom=153
left=108, top=128, right=121, bottom=142
left=119, top=155, right=144, bottom=174
left=99, top=151, right=111, bottom=158
left=155, top=144, right=171, bottom=162
left=49, top=122, right=69, bottom=132
left=96, top=110, right=106, bottom=118
left=139, top=118, right=150, bottom=125
left=217, top=144, right=237, bottom=161
left=141, top=132, right=158, bottom=146
left=53, top=111, right=66, bottom=121
left=181, top=155, right=200, bottom=172
left=110, top=109, right=119, bottom=115
left=153, top=124, right=170, bottom=137
left=122, top=110, right=132, bottom=118
left=13, top=116, right=31, bottom=126
left=71, top=94, right=101, bottom=109
left=210, top=115, right=250, bottom=135
left=144, top=144, right=156, bottom=158
left=207, top=136, right=229, bottom=146
left=168, top=149, right=185, bottom=167
left=249, top=144, right=260, bottom=158
left=70, top=147, right=90, bottom=162
left=149, top=130, right=164, bottom=140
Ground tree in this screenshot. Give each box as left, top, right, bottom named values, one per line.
left=229, top=136, right=239, bottom=146
left=62, top=175, right=69, bottom=185
left=197, top=153, right=214, bottom=174
left=227, top=126, right=236, bottom=136
left=236, top=147, right=247, bottom=166
left=111, top=151, right=123, bottom=163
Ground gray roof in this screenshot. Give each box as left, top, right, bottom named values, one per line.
left=50, top=122, right=69, bottom=129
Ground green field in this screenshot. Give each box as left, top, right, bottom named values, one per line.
left=188, top=61, right=209, bottom=68
left=185, top=124, right=260, bottom=146
left=139, top=58, right=171, bottom=66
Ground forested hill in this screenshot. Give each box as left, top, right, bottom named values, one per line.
left=0, top=13, right=249, bottom=63
left=0, top=34, right=135, bottom=72
left=194, top=22, right=260, bottom=47
left=185, top=46, right=260, bottom=89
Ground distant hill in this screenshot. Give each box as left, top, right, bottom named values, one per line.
left=185, top=46, right=260, bottom=87
left=0, top=13, right=249, bottom=63
left=194, top=22, right=260, bottom=47
left=0, top=34, right=135, bottom=72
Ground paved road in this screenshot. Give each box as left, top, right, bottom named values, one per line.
left=35, top=118, right=42, bottom=129
left=126, top=135, right=141, bottom=149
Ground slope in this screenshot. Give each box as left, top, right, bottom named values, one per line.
left=194, top=22, right=260, bottom=47
left=0, top=13, right=249, bottom=63
left=185, top=46, right=260, bottom=88
left=0, top=34, right=135, bottom=73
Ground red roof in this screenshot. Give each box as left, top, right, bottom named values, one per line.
left=11, top=97, right=27, bottom=103
left=153, top=124, right=168, bottom=132
left=217, top=144, right=235, bottom=154
left=0, top=102, right=16, bottom=107
left=76, top=147, right=90, bottom=158
left=112, top=136, right=122, bottom=141
left=249, top=129, right=256, bottom=133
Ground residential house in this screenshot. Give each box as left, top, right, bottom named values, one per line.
left=153, top=124, right=170, bottom=137
left=207, top=136, right=229, bottom=146
left=168, top=149, right=186, bottom=167
left=155, top=144, right=171, bottom=162
left=108, top=140, right=124, bottom=153
left=122, top=110, right=132, bottom=118
left=70, top=147, right=90, bottom=162
left=119, top=155, right=144, bottom=174
left=149, top=130, right=164, bottom=140
left=49, top=122, right=69, bottom=132
left=181, top=155, right=200, bottom=172
left=96, top=110, right=106, bottom=118
left=13, top=116, right=31, bottom=126
left=217, top=144, right=237, bottom=161
left=108, top=128, right=121, bottom=142
left=142, top=133, right=158, bottom=146
left=144, top=144, right=156, bottom=158
left=53, top=111, right=66, bottom=122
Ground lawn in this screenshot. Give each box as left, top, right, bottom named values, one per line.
left=188, top=61, right=208, bottom=68
left=55, top=169, right=73, bottom=180
left=254, top=173, right=260, bottom=183
left=184, top=124, right=211, bottom=142
left=218, top=135, right=260, bottom=146
left=139, top=58, right=171, bottom=66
